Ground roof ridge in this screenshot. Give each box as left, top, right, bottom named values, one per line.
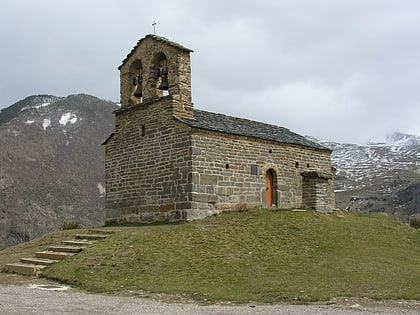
left=118, top=34, right=193, bottom=70
left=145, top=34, right=193, bottom=52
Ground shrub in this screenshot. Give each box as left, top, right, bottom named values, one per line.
left=60, top=221, right=81, bottom=230
left=236, top=203, right=249, bottom=212
left=409, top=216, right=420, bottom=229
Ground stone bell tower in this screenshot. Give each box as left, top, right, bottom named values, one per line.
left=118, top=34, right=194, bottom=118
left=103, top=35, right=195, bottom=224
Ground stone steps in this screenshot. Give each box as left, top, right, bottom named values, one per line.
left=62, top=240, right=94, bottom=246
left=2, top=229, right=115, bottom=277
left=47, top=245, right=84, bottom=253
left=20, top=257, right=58, bottom=265
left=88, top=229, right=120, bottom=234
left=35, top=251, right=75, bottom=261
left=75, top=234, right=108, bottom=240
left=3, top=263, right=46, bottom=277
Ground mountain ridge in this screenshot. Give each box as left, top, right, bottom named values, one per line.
left=308, top=133, right=420, bottom=220
left=0, top=94, right=118, bottom=249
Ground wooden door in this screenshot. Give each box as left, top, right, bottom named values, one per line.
left=265, top=170, right=274, bottom=207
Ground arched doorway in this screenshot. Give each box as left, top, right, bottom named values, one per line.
left=265, top=169, right=275, bottom=207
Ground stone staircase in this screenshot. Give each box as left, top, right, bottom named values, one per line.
left=2, top=230, right=114, bottom=277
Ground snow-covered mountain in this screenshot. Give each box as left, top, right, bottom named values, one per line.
left=309, top=133, right=420, bottom=219
left=0, top=94, right=118, bottom=249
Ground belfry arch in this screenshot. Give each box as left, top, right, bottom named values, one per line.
left=129, top=59, right=143, bottom=104
left=151, top=52, right=169, bottom=96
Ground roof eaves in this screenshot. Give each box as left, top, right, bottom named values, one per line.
left=101, top=133, right=114, bottom=146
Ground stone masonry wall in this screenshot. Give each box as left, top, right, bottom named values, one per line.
left=301, top=173, right=335, bottom=212
left=187, top=129, right=334, bottom=219
left=119, top=37, right=193, bottom=117
left=104, top=96, right=192, bottom=224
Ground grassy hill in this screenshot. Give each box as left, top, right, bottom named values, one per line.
left=1, top=209, right=419, bottom=303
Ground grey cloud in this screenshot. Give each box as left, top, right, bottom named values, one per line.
left=1, top=0, right=419, bottom=143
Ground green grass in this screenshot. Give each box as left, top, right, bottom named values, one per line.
left=1, top=209, right=419, bottom=303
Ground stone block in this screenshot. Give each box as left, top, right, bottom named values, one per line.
left=188, top=172, right=200, bottom=183
left=246, top=195, right=261, bottom=203
left=191, top=192, right=217, bottom=203
left=175, top=202, right=191, bottom=210
left=196, top=184, right=207, bottom=193
left=3, top=263, right=40, bottom=277
left=229, top=195, right=240, bottom=203
left=206, top=186, right=215, bottom=194
left=200, top=174, right=218, bottom=185
left=35, top=251, right=73, bottom=260
left=216, top=187, right=227, bottom=196
left=159, top=203, right=175, bottom=212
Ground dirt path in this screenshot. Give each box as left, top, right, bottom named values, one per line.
left=0, top=274, right=418, bottom=315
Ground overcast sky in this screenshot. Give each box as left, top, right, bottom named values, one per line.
left=1, top=0, right=419, bottom=144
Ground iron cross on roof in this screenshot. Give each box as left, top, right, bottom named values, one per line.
left=152, top=21, right=157, bottom=35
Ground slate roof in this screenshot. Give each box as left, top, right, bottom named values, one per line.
left=176, top=109, right=329, bottom=150
left=118, top=34, right=194, bottom=70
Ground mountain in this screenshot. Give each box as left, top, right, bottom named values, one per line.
left=309, top=133, right=420, bottom=221
left=0, top=94, right=118, bottom=249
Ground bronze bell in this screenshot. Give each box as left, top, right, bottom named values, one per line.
left=158, top=74, right=169, bottom=90
left=133, top=74, right=142, bottom=97
left=133, top=84, right=142, bottom=97
left=158, top=67, right=169, bottom=90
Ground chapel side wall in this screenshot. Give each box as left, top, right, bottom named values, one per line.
left=189, top=130, right=332, bottom=216
left=104, top=97, right=192, bottom=224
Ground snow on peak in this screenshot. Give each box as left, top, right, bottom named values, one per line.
left=20, top=96, right=63, bottom=112
left=59, top=112, right=78, bottom=126
left=385, top=132, right=420, bottom=146
left=42, top=118, right=51, bottom=130
left=365, top=132, right=420, bottom=147
left=34, top=102, right=51, bottom=109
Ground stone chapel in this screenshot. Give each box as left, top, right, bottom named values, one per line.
left=103, top=34, right=335, bottom=224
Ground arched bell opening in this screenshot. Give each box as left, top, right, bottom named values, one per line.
left=152, top=52, right=169, bottom=97
left=129, top=60, right=143, bottom=104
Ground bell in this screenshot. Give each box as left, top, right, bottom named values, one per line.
left=158, top=73, right=169, bottom=90
left=133, top=74, right=142, bottom=97
left=133, top=83, right=142, bottom=97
